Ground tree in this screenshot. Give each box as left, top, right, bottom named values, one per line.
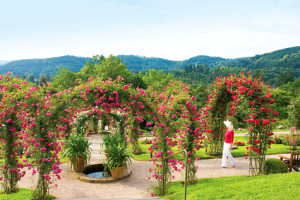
left=27, top=74, right=35, bottom=83
left=279, top=76, right=300, bottom=97
left=51, top=67, right=78, bottom=90
left=269, top=88, right=292, bottom=120
left=190, top=84, right=208, bottom=108
left=130, top=74, right=147, bottom=89
left=275, top=72, right=285, bottom=87
left=284, top=70, right=294, bottom=83
left=94, top=55, right=130, bottom=81
left=39, top=74, right=47, bottom=87
left=252, top=69, right=262, bottom=79
left=142, top=69, right=174, bottom=91
left=46, top=72, right=51, bottom=82
left=79, top=61, right=97, bottom=81
left=203, top=65, right=209, bottom=75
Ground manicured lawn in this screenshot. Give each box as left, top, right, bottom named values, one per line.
left=142, top=128, right=290, bottom=136
left=232, top=128, right=290, bottom=133
left=0, top=188, right=55, bottom=200
left=132, top=136, right=295, bottom=161
left=159, top=172, right=300, bottom=200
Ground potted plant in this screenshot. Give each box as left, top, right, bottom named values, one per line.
left=103, top=134, right=132, bottom=179
left=101, top=133, right=122, bottom=158
left=62, top=133, right=91, bottom=172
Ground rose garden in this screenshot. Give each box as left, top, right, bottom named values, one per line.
left=0, top=72, right=299, bottom=200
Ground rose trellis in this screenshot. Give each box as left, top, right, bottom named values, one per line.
left=146, top=81, right=202, bottom=194
left=287, top=96, right=300, bottom=150
left=59, top=78, right=203, bottom=193
left=57, top=77, right=152, bottom=154
left=203, top=73, right=277, bottom=175
left=0, top=75, right=71, bottom=199
left=0, top=75, right=202, bottom=198
left=0, top=75, right=29, bottom=193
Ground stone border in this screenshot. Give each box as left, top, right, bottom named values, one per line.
left=74, top=168, right=132, bottom=183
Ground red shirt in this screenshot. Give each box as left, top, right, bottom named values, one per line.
left=225, top=129, right=234, bottom=143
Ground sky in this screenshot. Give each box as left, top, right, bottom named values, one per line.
left=0, top=0, right=299, bottom=61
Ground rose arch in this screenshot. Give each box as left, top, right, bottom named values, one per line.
left=0, top=74, right=202, bottom=197
left=55, top=77, right=153, bottom=153
left=203, top=73, right=277, bottom=175
left=58, top=78, right=202, bottom=193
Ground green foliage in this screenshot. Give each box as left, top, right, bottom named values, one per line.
left=129, top=73, right=147, bottom=89
left=279, top=76, right=300, bottom=97
left=263, top=158, right=288, bottom=174
left=190, top=84, right=208, bottom=108
left=288, top=95, right=300, bottom=131
left=159, top=173, right=300, bottom=200
left=0, top=55, right=91, bottom=77
left=94, top=55, right=130, bottom=81
left=106, top=142, right=132, bottom=171
left=62, top=133, right=91, bottom=163
left=269, top=88, right=292, bottom=120
left=118, top=55, right=178, bottom=71
left=142, top=69, right=174, bottom=90
left=39, top=74, right=47, bottom=87
left=51, top=67, right=79, bottom=90
left=272, top=134, right=284, bottom=144
left=27, top=74, right=35, bottom=83
left=103, top=134, right=132, bottom=172
left=101, top=133, right=123, bottom=154
left=0, top=188, right=55, bottom=200
left=80, top=61, right=96, bottom=78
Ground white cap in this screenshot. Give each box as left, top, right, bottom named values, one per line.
left=224, top=120, right=233, bottom=130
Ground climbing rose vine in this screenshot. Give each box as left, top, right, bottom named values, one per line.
left=203, top=73, right=277, bottom=175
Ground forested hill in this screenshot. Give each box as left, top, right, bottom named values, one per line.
left=0, top=46, right=299, bottom=77
left=0, top=54, right=229, bottom=76
left=117, top=55, right=233, bottom=71
left=0, top=55, right=93, bottom=77
left=228, top=46, right=300, bottom=71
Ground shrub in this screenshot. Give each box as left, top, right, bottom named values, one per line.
left=263, top=158, right=288, bottom=175
left=272, top=134, right=283, bottom=144
left=234, top=141, right=245, bottom=146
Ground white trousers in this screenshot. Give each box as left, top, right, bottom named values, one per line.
left=222, top=142, right=236, bottom=167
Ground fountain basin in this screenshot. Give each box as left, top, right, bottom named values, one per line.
left=74, top=163, right=132, bottom=183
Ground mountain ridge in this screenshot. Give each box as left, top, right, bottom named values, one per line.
left=0, top=46, right=299, bottom=77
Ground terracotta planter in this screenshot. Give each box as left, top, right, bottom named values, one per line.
left=71, top=156, right=85, bottom=172
left=110, top=166, right=124, bottom=179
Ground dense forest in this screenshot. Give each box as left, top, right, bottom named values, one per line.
left=0, top=55, right=93, bottom=77
left=1, top=46, right=299, bottom=80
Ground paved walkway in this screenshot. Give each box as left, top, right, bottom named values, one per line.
left=13, top=133, right=290, bottom=199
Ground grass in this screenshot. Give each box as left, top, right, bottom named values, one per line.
left=160, top=172, right=300, bottom=200
left=132, top=135, right=296, bottom=161
left=141, top=128, right=290, bottom=136
left=0, top=188, right=55, bottom=200
left=233, top=128, right=290, bottom=133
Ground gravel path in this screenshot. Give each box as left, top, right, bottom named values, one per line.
left=2, top=133, right=291, bottom=199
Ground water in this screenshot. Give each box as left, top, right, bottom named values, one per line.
left=86, top=171, right=106, bottom=178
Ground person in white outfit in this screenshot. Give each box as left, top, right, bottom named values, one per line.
left=222, top=120, right=236, bottom=168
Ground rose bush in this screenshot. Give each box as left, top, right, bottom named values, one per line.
left=203, top=73, right=277, bottom=175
